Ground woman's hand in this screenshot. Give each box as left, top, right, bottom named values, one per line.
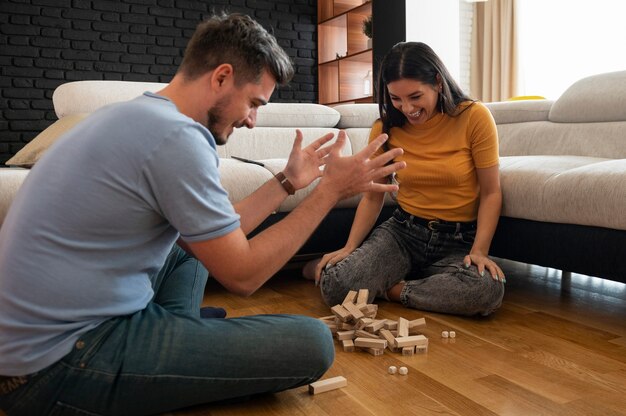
left=464, top=252, right=505, bottom=283
left=314, top=247, right=355, bottom=284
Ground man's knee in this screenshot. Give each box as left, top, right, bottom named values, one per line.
left=295, top=317, right=335, bottom=375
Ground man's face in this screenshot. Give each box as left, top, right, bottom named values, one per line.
left=207, top=70, right=275, bottom=145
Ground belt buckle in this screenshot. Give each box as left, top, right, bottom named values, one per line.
left=427, top=220, right=439, bottom=231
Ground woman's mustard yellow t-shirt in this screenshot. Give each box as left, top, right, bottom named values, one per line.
left=369, top=101, right=499, bottom=222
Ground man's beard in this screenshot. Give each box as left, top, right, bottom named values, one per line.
left=207, top=97, right=230, bottom=145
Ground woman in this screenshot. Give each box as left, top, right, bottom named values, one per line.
left=304, top=42, right=505, bottom=316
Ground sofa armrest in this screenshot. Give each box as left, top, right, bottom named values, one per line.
left=484, top=100, right=554, bottom=125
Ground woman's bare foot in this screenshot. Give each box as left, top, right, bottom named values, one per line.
left=386, top=281, right=405, bottom=302
left=302, top=258, right=321, bottom=281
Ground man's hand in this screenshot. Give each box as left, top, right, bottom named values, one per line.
left=282, top=129, right=335, bottom=190
left=318, top=132, right=405, bottom=201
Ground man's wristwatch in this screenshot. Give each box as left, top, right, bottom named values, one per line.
left=274, top=171, right=295, bottom=195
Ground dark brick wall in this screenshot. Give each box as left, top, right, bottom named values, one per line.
left=0, top=0, right=317, bottom=165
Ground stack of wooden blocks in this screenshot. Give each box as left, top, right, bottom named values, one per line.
left=318, top=289, right=429, bottom=356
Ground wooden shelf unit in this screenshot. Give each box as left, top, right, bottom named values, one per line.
left=318, top=0, right=373, bottom=105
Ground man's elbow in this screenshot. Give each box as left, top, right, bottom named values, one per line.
left=217, top=273, right=263, bottom=297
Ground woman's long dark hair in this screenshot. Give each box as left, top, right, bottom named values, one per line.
left=377, top=42, right=474, bottom=134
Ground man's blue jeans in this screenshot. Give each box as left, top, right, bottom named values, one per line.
left=0, top=245, right=334, bottom=415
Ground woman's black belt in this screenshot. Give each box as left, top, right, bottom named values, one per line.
left=393, top=207, right=477, bottom=233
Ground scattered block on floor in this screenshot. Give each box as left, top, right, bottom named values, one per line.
left=449, top=331, right=456, bottom=338
left=318, top=288, right=428, bottom=358
left=441, top=330, right=449, bottom=338
left=336, top=330, right=356, bottom=341
left=383, top=319, right=398, bottom=330
left=308, top=376, right=348, bottom=395
left=395, top=335, right=428, bottom=348
left=398, top=366, right=408, bottom=375
left=366, top=347, right=384, bottom=356
left=402, top=346, right=415, bottom=356
left=354, top=329, right=379, bottom=339
left=397, top=317, right=409, bottom=338
left=354, top=337, right=387, bottom=349
left=331, top=304, right=352, bottom=322
left=356, top=288, right=369, bottom=305
left=378, top=329, right=398, bottom=352
left=342, top=290, right=358, bottom=305
left=342, top=301, right=364, bottom=320
left=342, top=339, right=355, bottom=352
left=388, top=365, right=398, bottom=374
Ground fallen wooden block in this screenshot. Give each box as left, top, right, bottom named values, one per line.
left=342, top=301, right=364, bottom=320
left=356, top=288, right=369, bottom=305
left=331, top=304, right=352, bottom=322
left=395, top=335, right=428, bottom=348
left=342, top=290, right=358, bottom=305
left=342, top=339, right=355, bottom=352
left=397, top=317, right=409, bottom=337
left=309, top=376, right=348, bottom=395
left=354, top=337, right=387, bottom=349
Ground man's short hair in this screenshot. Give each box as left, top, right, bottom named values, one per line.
left=179, top=13, right=294, bottom=86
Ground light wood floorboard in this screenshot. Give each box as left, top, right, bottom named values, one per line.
left=163, top=259, right=626, bottom=416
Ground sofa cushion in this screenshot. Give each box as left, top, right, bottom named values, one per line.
left=499, top=155, right=626, bottom=230
left=333, top=104, right=379, bottom=128
left=549, top=70, right=626, bottom=123
left=53, top=80, right=166, bottom=118
left=0, top=168, right=29, bottom=226
left=256, top=103, right=340, bottom=127
left=5, top=113, right=90, bottom=168
left=218, top=127, right=348, bottom=160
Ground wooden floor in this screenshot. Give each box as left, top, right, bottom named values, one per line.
left=165, top=259, right=626, bottom=416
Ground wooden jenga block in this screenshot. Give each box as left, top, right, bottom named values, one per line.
left=408, top=318, right=426, bottom=334
left=397, top=317, right=409, bottom=337
left=362, top=304, right=378, bottom=318
left=319, top=315, right=336, bottom=322
left=339, top=322, right=355, bottom=330
left=415, top=345, right=428, bottom=354
left=395, top=335, right=428, bottom=348
left=341, top=290, right=358, bottom=305
left=342, top=339, right=355, bottom=352
left=354, top=337, right=387, bottom=349
left=366, top=347, right=384, bottom=356
left=383, top=319, right=398, bottom=330
left=336, top=330, right=356, bottom=341
left=408, top=317, right=426, bottom=328
left=308, top=376, right=347, bottom=394
left=378, top=329, right=398, bottom=352
left=364, top=319, right=386, bottom=333
left=331, top=304, right=352, bottom=322
left=356, top=288, right=369, bottom=305
left=354, top=318, right=373, bottom=330
left=355, top=329, right=379, bottom=339
left=402, top=346, right=415, bottom=356
left=342, top=301, right=364, bottom=320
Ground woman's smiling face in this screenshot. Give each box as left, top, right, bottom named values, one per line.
left=387, top=78, right=441, bottom=125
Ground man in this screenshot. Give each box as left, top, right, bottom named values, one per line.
left=0, top=13, right=404, bottom=415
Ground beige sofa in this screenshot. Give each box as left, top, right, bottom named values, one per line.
left=1, top=71, right=625, bottom=283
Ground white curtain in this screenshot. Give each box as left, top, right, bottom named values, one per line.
left=470, top=0, right=517, bottom=102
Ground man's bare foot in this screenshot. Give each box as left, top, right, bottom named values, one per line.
left=386, top=281, right=405, bottom=302
left=302, top=258, right=321, bottom=281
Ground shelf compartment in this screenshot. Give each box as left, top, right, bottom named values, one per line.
left=319, top=61, right=340, bottom=104
left=318, top=15, right=348, bottom=64
left=339, top=50, right=373, bottom=102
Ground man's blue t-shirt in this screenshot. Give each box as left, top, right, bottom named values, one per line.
left=0, top=92, right=240, bottom=375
